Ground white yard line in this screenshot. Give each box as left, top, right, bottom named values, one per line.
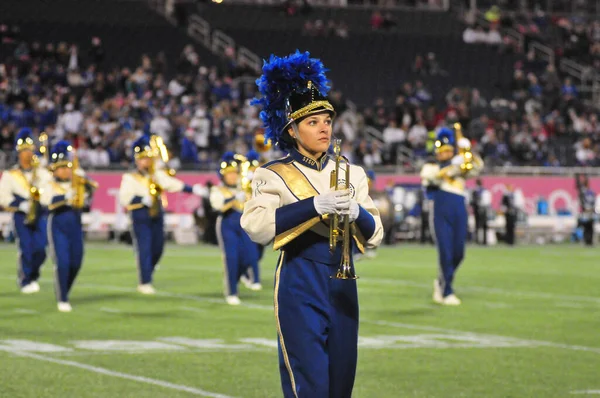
left=13, top=308, right=38, bottom=314
left=179, top=306, right=206, bottom=314
left=8, top=350, right=236, bottom=398
left=99, top=307, right=122, bottom=314
left=363, top=320, right=600, bottom=355
left=572, top=390, right=600, bottom=395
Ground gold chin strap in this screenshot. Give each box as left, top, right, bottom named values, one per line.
left=289, top=101, right=334, bottom=121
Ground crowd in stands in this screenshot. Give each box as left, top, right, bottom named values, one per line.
left=1, top=13, right=600, bottom=171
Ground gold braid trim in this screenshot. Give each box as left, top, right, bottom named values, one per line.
left=289, top=101, right=334, bottom=121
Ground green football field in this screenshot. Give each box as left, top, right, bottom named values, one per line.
left=1, top=241, right=599, bottom=398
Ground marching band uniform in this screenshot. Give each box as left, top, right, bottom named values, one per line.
left=241, top=51, right=383, bottom=398
left=0, top=128, right=52, bottom=293
left=577, top=176, right=597, bottom=246
left=420, top=127, right=483, bottom=306
left=210, top=152, right=261, bottom=305
left=41, top=141, right=96, bottom=312
left=119, top=135, right=205, bottom=294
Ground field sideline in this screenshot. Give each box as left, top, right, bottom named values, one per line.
left=0, top=242, right=599, bottom=397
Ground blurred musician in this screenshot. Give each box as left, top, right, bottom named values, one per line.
left=471, top=179, right=491, bottom=245
left=41, top=141, right=97, bottom=312
left=576, top=175, right=597, bottom=246
left=420, top=126, right=483, bottom=305
left=119, top=134, right=206, bottom=294
left=0, top=128, right=52, bottom=294
left=210, top=152, right=260, bottom=305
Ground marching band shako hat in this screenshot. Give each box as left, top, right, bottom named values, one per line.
left=252, top=50, right=336, bottom=152
left=219, top=151, right=240, bottom=176
left=15, top=128, right=36, bottom=152
left=366, top=170, right=376, bottom=182
left=132, top=134, right=155, bottom=160
left=49, top=140, right=73, bottom=171
left=434, top=127, right=455, bottom=154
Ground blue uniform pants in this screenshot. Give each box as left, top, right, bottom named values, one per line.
left=216, top=212, right=259, bottom=296
left=13, top=212, right=47, bottom=287
left=131, top=209, right=164, bottom=285
left=432, top=191, right=468, bottom=297
left=275, top=251, right=359, bottom=398
left=48, top=210, right=83, bottom=303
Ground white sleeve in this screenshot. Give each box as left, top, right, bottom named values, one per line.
left=354, top=167, right=384, bottom=249
left=0, top=172, right=12, bottom=208
left=40, top=180, right=55, bottom=207
left=154, top=169, right=185, bottom=193
left=119, top=173, right=138, bottom=208
left=209, top=186, right=227, bottom=212
left=240, top=167, right=284, bottom=246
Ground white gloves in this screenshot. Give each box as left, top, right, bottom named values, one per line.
left=192, top=184, right=207, bottom=197
left=142, top=195, right=153, bottom=207
left=236, top=191, right=248, bottom=202
left=340, top=199, right=360, bottom=222
left=18, top=201, right=30, bottom=213
left=313, top=189, right=350, bottom=216
left=74, top=168, right=86, bottom=177
left=65, top=190, right=74, bottom=202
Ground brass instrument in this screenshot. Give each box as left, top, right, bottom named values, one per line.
left=148, top=135, right=169, bottom=217
left=70, top=148, right=99, bottom=210
left=329, top=139, right=357, bottom=280
left=24, top=133, right=49, bottom=225
left=235, top=154, right=251, bottom=198
left=25, top=155, right=41, bottom=226
left=454, top=123, right=474, bottom=173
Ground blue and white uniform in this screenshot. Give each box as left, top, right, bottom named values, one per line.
left=211, top=152, right=260, bottom=304
left=41, top=141, right=96, bottom=312
left=118, top=135, right=205, bottom=293
left=421, top=129, right=483, bottom=304
left=0, top=128, right=52, bottom=293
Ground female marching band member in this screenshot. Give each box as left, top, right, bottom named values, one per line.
left=0, top=128, right=52, bottom=293
left=210, top=152, right=261, bottom=305
left=41, top=141, right=97, bottom=312
left=420, top=126, right=483, bottom=305
left=119, top=134, right=205, bottom=295
left=241, top=51, right=383, bottom=398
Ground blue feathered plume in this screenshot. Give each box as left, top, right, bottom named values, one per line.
left=221, top=151, right=236, bottom=164
left=251, top=50, right=331, bottom=152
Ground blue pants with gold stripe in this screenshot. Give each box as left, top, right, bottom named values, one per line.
left=48, top=210, right=84, bottom=303
left=216, top=211, right=259, bottom=296
left=13, top=212, right=47, bottom=287
left=275, top=234, right=359, bottom=398
left=130, top=209, right=164, bottom=285
left=432, top=190, right=468, bottom=297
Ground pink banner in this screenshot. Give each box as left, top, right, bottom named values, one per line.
left=2, top=171, right=594, bottom=215
left=376, top=175, right=597, bottom=214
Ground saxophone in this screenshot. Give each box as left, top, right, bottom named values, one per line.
left=24, top=155, right=41, bottom=226
left=148, top=135, right=166, bottom=217
left=71, top=148, right=99, bottom=210
left=454, top=123, right=474, bottom=173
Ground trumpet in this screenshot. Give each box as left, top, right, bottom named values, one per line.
left=329, top=138, right=357, bottom=280
left=148, top=135, right=167, bottom=217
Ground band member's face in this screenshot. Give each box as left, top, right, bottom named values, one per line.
left=436, top=149, right=454, bottom=162
left=136, top=157, right=152, bottom=171
left=223, top=171, right=239, bottom=187
left=55, top=166, right=72, bottom=180
left=291, top=112, right=333, bottom=156
left=18, top=150, right=34, bottom=168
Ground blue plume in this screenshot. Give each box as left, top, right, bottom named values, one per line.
left=252, top=50, right=331, bottom=152
left=246, top=149, right=260, bottom=163
left=436, top=127, right=455, bottom=145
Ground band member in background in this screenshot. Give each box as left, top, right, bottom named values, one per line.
left=471, top=179, right=491, bottom=245
left=241, top=51, right=383, bottom=398
left=119, top=134, right=206, bottom=294
left=576, top=175, right=597, bottom=246
left=240, top=149, right=264, bottom=291
left=0, top=128, right=52, bottom=294
left=501, top=184, right=518, bottom=246
left=42, top=141, right=97, bottom=312
left=420, top=156, right=437, bottom=245
left=211, top=152, right=260, bottom=305
left=420, top=127, right=483, bottom=306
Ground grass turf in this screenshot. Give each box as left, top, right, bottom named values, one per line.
left=0, top=242, right=599, bottom=397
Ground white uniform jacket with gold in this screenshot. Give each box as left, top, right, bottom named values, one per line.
left=118, top=169, right=193, bottom=212
left=240, top=149, right=383, bottom=264
left=420, top=153, right=484, bottom=197
left=0, top=165, right=53, bottom=212
left=209, top=185, right=245, bottom=215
